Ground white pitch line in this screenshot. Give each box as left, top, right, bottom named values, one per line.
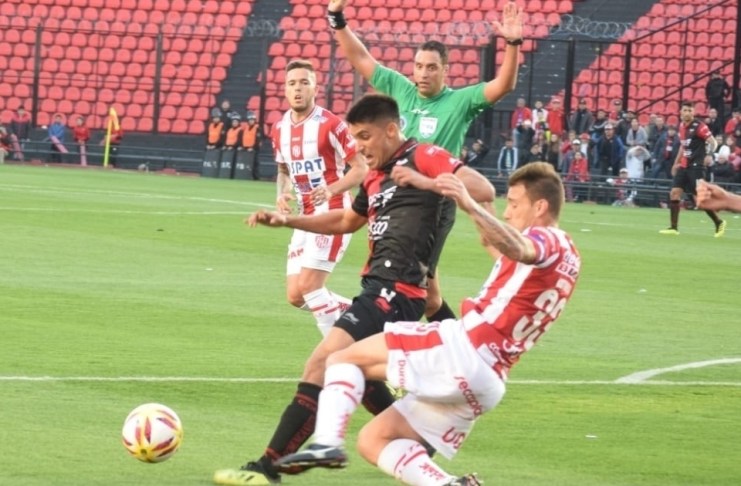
left=615, top=358, right=741, bottom=384
left=0, top=207, right=255, bottom=215
left=0, top=376, right=740, bottom=386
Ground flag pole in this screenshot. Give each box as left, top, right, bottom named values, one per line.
left=103, top=112, right=113, bottom=168
left=103, top=107, right=119, bottom=168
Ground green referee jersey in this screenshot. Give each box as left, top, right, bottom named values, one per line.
left=370, top=64, right=491, bottom=157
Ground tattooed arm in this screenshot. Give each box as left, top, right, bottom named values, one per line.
left=435, top=173, right=536, bottom=264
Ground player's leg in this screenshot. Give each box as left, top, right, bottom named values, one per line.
left=365, top=408, right=462, bottom=486
left=660, top=171, right=684, bottom=234
left=271, top=288, right=426, bottom=472
left=213, top=327, right=357, bottom=485
left=277, top=320, right=500, bottom=485
left=272, top=333, right=390, bottom=471
left=285, top=231, right=352, bottom=336
left=214, top=287, right=422, bottom=485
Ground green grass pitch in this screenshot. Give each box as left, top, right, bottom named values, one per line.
left=1, top=165, right=740, bottom=485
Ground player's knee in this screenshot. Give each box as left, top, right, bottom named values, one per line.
left=286, top=289, right=304, bottom=308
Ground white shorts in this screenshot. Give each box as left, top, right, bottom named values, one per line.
left=285, top=228, right=351, bottom=275
left=386, top=320, right=506, bottom=459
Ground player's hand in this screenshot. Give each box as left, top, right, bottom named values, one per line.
left=310, top=185, right=334, bottom=205
left=696, top=180, right=727, bottom=211
left=670, top=163, right=679, bottom=176
left=246, top=209, right=287, bottom=227
left=391, top=165, right=429, bottom=190
left=276, top=193, right=295, bottom=214
left=493, top=1, right=523, bottom=42
left=435, top=173, right=476, bottom=212
left=328, top=0, right=347, bottom=13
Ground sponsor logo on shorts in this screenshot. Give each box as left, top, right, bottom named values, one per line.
left=442, top=426, right=466, bottom=450
left=396, top=359, right=406, bottom=388
left=456, top=376, right=484, bottom=417
left=288, top=248, right=304, bottom=259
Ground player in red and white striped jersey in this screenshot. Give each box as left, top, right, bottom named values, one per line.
left=271, top=60, right=368, bottom=338
left=276, top=162, right=581, bottom=486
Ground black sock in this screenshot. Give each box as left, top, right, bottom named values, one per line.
left=362, top=380, right=396, bottom=415
left=705, top=210, right=722, bottom=227
left=426, top=299, right=456, bottom=322
left=260, top=382, right=321, bottom=474
left=669, top=200, right=680, bottom=229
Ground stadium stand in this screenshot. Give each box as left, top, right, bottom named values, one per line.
left=0, top=0, right=251, bottom=134
left=565, top=1, right=737, bottom=123
left=0, top=0, right=737, bottom=150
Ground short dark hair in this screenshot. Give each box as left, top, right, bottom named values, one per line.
left=418, top=40, right=448, bottom=65
left=508, top=162, right=564, bottom=219
left=681, top=101, right=694, bottom=109
left=346, top=94, right=400, bottom=125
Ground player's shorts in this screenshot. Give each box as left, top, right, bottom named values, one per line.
left=334, top=278, right=426, bottom=342
left=386, top=319, right=506, bottom=459
left=672, top=165, right=707, bottom=195
left=426, top=199, right=457, bottom=278
left=286, top=229, right=351, bottom=275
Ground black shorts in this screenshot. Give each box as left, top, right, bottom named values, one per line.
left=426, top=198, right=457, bottom=278
left=672, top=165, right=707, bottom=195
left=334, top=278, right=426, bottom=342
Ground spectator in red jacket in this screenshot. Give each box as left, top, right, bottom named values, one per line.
left=547, top=97, right=565, bottom=137
left=73, top=116, right=90, bottom=166
left=565, top=149, right=590, bottom=202
left=724, top=107, right=741, bottom=135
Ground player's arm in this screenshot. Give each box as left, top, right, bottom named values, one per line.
left=705, top=129, right=718, bottom=153
left=328, top=0, right=378, bottom=81
left=391, top=154, right=496, bottom=202
left=275, top=163, right=296, bottom=213
left=482, top=2, right=523, bottom=104
left=248, top=207, right=367, bottom=234
left=477, top=200, right=503, bottom=260
left=671, top=139, right=684, bottom=174
left=436, top=173, right=537, bottom=264
left=697, top=180, right=741, bottom=213
left=327, top=153, right=368, bottom=196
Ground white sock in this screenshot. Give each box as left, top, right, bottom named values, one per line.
left=302, top=287, right=341, bottom=336
left=378, top=438, right=454, bottom=486
left=313, top=363, right=365, bottom=447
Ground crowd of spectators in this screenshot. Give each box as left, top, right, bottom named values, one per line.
left=483, top=85, right=741, bottom=205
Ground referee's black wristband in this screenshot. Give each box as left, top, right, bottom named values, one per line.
left=328, top=10, right=347, bottom=30
left=505, top=38, right=524, bottom=46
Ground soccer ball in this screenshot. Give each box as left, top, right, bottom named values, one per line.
left=121, top=403, right=183, bottom=463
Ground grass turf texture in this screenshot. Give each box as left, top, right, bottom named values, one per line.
left=1, top=165, right=740, bottom=485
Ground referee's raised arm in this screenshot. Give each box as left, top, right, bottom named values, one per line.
left=327, top=0, right=378, bottom=81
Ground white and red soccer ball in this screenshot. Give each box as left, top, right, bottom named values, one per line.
left=121, top=403, right=183, bottom=463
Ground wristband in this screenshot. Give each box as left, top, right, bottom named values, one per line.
left=328, top=10, right=347, bottom=30
left=505, top=38, right=524, bottom=46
